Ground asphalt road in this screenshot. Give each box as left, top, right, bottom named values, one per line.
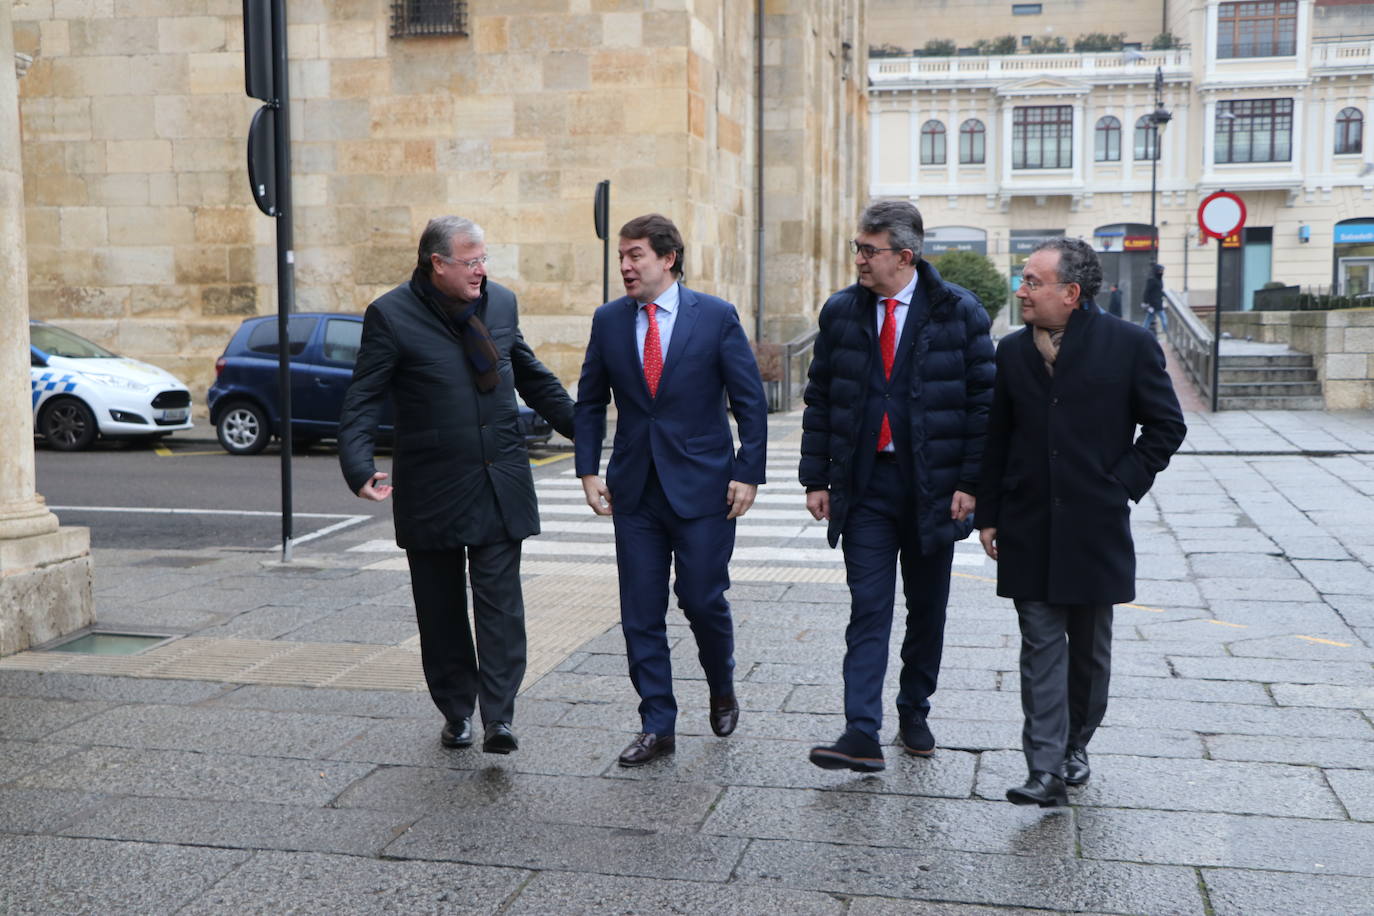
left=33, top=432, right=573, bottom=552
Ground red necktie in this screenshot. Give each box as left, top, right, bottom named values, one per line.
left=877, top=297, right=898, bottom=452
left=643, top=303, right=663, bottom=397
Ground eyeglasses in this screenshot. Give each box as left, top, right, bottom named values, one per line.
left=1019, top=277, right=1071, bottom=291
left=437, top=253, right=489, bottom=270
left=849, top=240, right=902, bottom=259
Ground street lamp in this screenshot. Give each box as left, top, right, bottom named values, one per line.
left=1147, top=65, right=1172, bottom=268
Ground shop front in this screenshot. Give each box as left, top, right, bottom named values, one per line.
left=1093, top=223, right=1157, bottom=321
left=1333, top=218, right=1374, bottom=295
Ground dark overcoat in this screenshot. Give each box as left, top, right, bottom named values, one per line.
left=975, top=306, right=1187, bottom=603
left=338, top=278, right=574, bottom=549
left=798, top=260, right=995, bottom=554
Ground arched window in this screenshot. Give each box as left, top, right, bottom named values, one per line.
left=959, top=119, right=985, bottom=164
left=1337, top=106, right=1364, bottom=155
left=920, top=120, right=946, bottom=165
left=1095, top=116, right=1121, bottom=161
left=1134, top=114, right=1160, bottom=161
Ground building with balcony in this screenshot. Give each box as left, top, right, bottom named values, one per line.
left=868, top=0, right=1374, bottom=321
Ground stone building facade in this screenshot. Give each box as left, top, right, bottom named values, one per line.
left=12, top=0, right=866, bottom=399
left=866, top=0, right=1374, bottom=328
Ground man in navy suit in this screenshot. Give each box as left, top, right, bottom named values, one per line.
left=575, top=213, right=768, bottom=767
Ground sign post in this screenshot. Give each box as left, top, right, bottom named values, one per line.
left=244, top=0, right=296, bottom=561
left=1197, top=191, right=1246, bottom=411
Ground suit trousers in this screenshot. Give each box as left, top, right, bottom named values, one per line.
left=840, top=457, right=955, bottom=742
left=1013, top=599, right=1113, bottom=775
left=406, top=540, right=527, bottom=726
left=612, top=465, right=736, bottom=735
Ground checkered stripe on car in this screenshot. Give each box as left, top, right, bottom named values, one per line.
left=31, top=373, right=77, bottom=407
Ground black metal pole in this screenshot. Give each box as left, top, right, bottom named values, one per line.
left=1211, top=241, right=1222, bottom=412
left=754, top=0, right=765, bottom=344
left=271, top=0, right=294, bottom=561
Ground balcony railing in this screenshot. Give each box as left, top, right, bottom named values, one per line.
left=870, top=49, right=1190, bottom=86
left=1310, top=39, right=1374, bottom=71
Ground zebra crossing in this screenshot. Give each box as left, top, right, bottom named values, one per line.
left=349, top=449, right=993, bottom=581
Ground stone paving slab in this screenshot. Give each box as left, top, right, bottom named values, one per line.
left=1325, top=769, right=1374, bottom=821
left=733, top=839, right=1206, bottom=914
left=975, top=751, right=1346, bottom=819
left=177, top=850, right=527, bottom=916
left=503, top=872, right=848, bottom=916
left=1077, top=807, right=1374, bottom=876
left=0, top=835, right=250, bottom=916
left=0, top=787, right=111, bottom=835
left=1202, top=867, right=1374, bottom=916
left=387, top=814, right=749, bottom=883
left=59, top=797, right=414, bottom=858
left=1205, top=734, right=1374, bottom=769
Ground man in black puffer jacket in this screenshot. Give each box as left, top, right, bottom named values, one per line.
left=800, top=200, right=994, bottom=772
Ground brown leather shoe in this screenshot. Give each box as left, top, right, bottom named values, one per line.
left=709, top=694, right=739, bottom=737
left=617, top=732, right=675, bottom=767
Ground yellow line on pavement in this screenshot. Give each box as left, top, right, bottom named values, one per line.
left=155, top=448, right=224, bottom=458
left=1295, top=635, right=1352, bottom=647
left=530, top=452, right=574, bottom=467
left=1122, top=602, right=1166, bottom=613
left=1207, top=619, right=1248, bottom=628
left=154, top=445, right=173, bottom=456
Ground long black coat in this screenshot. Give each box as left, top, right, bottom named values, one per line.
left=976, top=307, right=1186, bottom=603
left=799, top=260, right=994, bottom=554
left=338, top=279, right=574, bottom=549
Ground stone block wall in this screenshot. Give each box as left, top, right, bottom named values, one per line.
left=13, top=0, right=865, bottom=405
left=1223, top=308, right=1374, bottom=409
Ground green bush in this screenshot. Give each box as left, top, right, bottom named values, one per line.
left=1073, top=32, right=1125, bottom=52
left=1028, top=35, right=1069, bottom=53
left=869, top=43, right=908, bottom=58
left=974, top=35, right=1018, bottom=55
left=930, top=250, right=1009, bottom=322
left=1150, top=32, right=1180, bottom=50
left=919, top=39, right=957, bottom=57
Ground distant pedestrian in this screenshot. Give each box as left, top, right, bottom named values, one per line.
left=574, top=213, right=768, bottom=768
left=1107, top=283, right=1122, bottom=317
left=799, top=200, right=994, bottom=772
left=338, top=215, right=575, bottom=756
left=1140, top=264, right=1166, bottom=333
left=976, top=238, right=1186, bottom=807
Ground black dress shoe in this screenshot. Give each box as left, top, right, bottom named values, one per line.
left=898, top=716, right=935, bottom=757
left=482, top=721, right=518, bottom=754
left=1006, top=771, right=1068, bottom=807
left=618, top=732, right=675, bottom=767
left=709, top=694, right=739, bottom=737
left=1062, top=746, right=1090, bottom=786
left=440, top=717, right=473, bottom=749
left=809, top=729, right=885, bottom=772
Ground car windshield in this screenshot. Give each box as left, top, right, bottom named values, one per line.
left=30, top=323, right=118, bottom=359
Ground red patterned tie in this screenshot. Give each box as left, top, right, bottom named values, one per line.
left=643, top=302, right=663, bottom=397
left=877, top=297, right=898, bottom=451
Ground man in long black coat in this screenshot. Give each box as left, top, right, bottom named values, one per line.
left=800, top=200, right=994, bottom=772
left=976, top=238, right=1185, bottom=806
left=338, top=215, right=574, bottom=755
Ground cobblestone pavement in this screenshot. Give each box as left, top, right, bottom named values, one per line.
left=2, top=410, right=1373, bottom=915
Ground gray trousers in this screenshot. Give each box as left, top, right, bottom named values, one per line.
left=1013, top=600, right=1113, bottom=775
left=407, top=541, right=527, bottom=725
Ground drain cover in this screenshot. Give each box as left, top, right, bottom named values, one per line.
left=46, top=632, right=175, bottom=655
left=133, top=556, right=219, bottom=568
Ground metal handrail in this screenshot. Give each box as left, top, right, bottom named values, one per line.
left=1164, top=288, right=1214, bottom=405
left=776, top=328, right=819, bottom=414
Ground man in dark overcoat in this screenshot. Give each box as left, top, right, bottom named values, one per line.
left=976, top=238, right=1186, bottom=806
left=339, top=215, right=574, bottom=755
left=800, top=200, right=994, bottom=772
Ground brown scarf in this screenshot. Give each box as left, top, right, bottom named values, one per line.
left=410, top=267, right=501, bottom=392
left=1032, top=324, right=1066, bottom=376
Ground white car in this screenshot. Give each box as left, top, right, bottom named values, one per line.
left=30, top=320, right=194, bottom=451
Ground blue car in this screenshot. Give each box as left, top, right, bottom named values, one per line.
left=208, top=313, right=552, bottom=455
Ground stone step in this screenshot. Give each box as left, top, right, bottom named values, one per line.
left=1219, top=367, right=1319, bottom=383
left=1219, top=394, right=1328, bottom=410
left=1218, top=354, right=1315, bottom=368
left=1218, top=380, right=1325, bottom=398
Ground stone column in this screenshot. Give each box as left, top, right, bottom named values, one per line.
left=0, top=0, right=93, bottom=656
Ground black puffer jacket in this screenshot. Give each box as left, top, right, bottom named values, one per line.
left=799, top=260, right=995, bottom=553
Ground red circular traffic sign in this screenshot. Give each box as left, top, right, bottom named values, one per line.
left=1197, top=191, right=1246, bottom=240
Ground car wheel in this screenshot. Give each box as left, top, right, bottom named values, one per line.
left=39, top=397, right=98, bottom=451
left=217, top=401, right=271, bottom=455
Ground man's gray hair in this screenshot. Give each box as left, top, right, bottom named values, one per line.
left=859, top=199, right=924, bottom=260
left=1032, top=237, right=1102, bottom=303
left=417, top=216, right=484, bottom=273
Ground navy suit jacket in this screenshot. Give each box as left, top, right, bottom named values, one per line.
left=574, top=285, right=768, bottom=518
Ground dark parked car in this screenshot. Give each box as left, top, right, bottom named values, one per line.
left=208, top=313, right=553, bottom=455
